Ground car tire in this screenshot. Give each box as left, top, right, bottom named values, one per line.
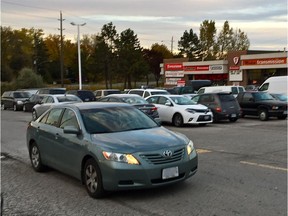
left=29, top=142, right=45, bottom=172
left=229, top=117, right=238, bottom=122
left=278, top=115, right=287, bottom=120
left=258, top=109, right=268, bottom=121
left=32, top=110, right=37, bottom=120
left=173, top=113, right=183, bottom=127
left=13, top=104, right=18, bottom=111
left=83, top=158, right=105, bottom=199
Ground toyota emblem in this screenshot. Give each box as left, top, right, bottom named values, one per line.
left=163, top=150, right=173, bottom=158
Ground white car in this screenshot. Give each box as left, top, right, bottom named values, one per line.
left=128, top=88, right=170, bottom=98
left=146, top=95, right=213, bottom=127
left=32, top=94, right=82, bottom=120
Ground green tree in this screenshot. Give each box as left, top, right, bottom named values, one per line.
left=178, top=29, right=201, bottom=61
left=214, top=21, right=233, bottom=59
left=199, top=20, right=217, bottom=60
left=230, top=28, right=250, bottom=51
left=14, top=67, right=44, bottom=89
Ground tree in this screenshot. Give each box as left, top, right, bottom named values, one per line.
left=230, top=28, right=250, bottom=51
left=199, top=20, right=217, bottom=60
left=178, top=29, right=201, bottom=61
left=115, top=28, right=143, bottom=88
left=14, top=67, right=44, bottom=89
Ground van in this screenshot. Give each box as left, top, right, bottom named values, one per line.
left=197, top=85, right=245, bottom=97
left=258, top=76, right=288, bottom=95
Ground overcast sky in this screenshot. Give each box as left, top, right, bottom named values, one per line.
left=1, top=0, right=287, bottom=52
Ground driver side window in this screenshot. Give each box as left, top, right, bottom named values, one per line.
left=60, top=109, right=79, bottom=129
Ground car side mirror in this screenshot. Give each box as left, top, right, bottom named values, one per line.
left=63, top=126, right=81, bottom=135
left=165, top=101, right=172, bottom=106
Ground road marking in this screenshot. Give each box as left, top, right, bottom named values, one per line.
left=240, top=161, right=288, bottom=172
left=196, top=149, right=212, bottom=154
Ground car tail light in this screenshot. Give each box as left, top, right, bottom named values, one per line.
left=216, top=107, right=222, bottom=112
left=151, top=107, right=157, bottom=111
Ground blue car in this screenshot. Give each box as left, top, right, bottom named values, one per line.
left=26, top=102, right=198, bottom=198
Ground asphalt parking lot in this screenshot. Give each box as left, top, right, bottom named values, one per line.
left=1, top=110, right=287, bottom=216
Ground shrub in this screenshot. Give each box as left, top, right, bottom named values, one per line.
left=15, top=68, right=45, bottom=89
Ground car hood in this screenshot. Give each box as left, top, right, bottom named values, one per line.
left=90, top=126, right=189, bottom=153
left=176, top=104, right=208, bottom=110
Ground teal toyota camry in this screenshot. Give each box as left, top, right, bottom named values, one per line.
left=26, top=102, right=198, bottom=198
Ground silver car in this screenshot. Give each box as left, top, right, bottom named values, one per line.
left=27, top=102, right=198, bottom=198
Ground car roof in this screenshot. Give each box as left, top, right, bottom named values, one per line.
left=56, top=102, right=131, bottom=110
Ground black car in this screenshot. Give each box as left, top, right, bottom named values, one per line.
left=66, top=90, right=96, bottom=102
left=35, top=88, right=66, bottom=94
left=98, top=94, right=160, bottom=120
left=1, top=91, right=31, bottom=111
left=23, top=94, right=46, bottom=112
left=237, top=91, right=287, bottom=121
left=191, top=92, right=241, bottom=122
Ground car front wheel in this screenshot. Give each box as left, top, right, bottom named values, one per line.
left=258, top=109, right=268, bottom=121
left=83, top=158, right=105, bottom=198
left=173, top=113, right=183, bottom=127
left=29, top=142, right=45, bottom=172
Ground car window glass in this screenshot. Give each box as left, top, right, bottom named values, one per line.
left=60, top=109, right=79, bottom=129
left=144, top=91, right=150, bottom=98
left=95, top=91, right=101, bottom=97
left=239, top=87, right=245, bottom=93
left=56, top=95, right=81, bottom=102
left=197, top=89, right=205, bottom=94
left=108, top=98, right=118, bottom=102
left=99, top=97, right=109, bottom=102
left=129, top=91, right=143, bottom=97
left=46, top=96, right=54, bottom=103
left=231, top=87, right=238, bottom=94
left=41, top=96, right=49, bottom=103
left=158, top=96, right=168, bottom=105
left=199, top=95, right=212, bottom=103
left=46, top=108, right=63, bottom=127
left=39, top=111, right=50, bottom=123
left=146, top=96, right=158, bottom=104
left=243, top=93, right=253, bottom=102
left=259, top=83, right=269, bottom=91
left=191, top=96, right=199, bottom=103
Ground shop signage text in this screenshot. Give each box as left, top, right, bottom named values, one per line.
left=242, top=58, right=287, bottom=66
left=165, top=63, right=183, bottom=70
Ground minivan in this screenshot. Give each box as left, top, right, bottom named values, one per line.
left=191, top=92, right=241, bottom=122
left=197, top=85, right=245, bottom=97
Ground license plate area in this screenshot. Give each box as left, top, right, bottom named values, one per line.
left=162, top=167, right=179, bottom=180
left=231, top=114, right=236, bottom=117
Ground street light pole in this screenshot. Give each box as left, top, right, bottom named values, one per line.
left=71, top=22, right=86, bottom=90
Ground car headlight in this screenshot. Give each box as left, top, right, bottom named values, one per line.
left=185, top=108, right=196, bottom=114
left=17, top=101, right=23, bottom=105
left=102, top=151, right=140, bottom=165
left=272, top=106, right=279, bottom=110
left=186, top=140, right=195, bottom=155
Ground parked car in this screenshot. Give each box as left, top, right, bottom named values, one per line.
left=94, top=89, right=121, bottom=100
left=1, top=91, right=31, bottom=111
left=146, top=95, right=213, bottom=127
left=237, top=91, right=287, bottom=121
left=23, top=94, right=47, bottom=112
left=128, top=88, right=170, bottom=98
left=98, top=94, right=160, bottom=120
left=17, top=88, right=39, bottom=96
left=32, top=94, right=82, bottom=120
left=165, top=86, right=197, bottom=99
left=191, top=92, right=241, bottom=122
left=197, top=85, right=245, bottom=97
left=66, top=90, right=96, bottom=102
left=26, top=102, right=198, bottom=198
left=270, top=93, right=288, bottom=102
left=35, top=88, right=66, bottom=95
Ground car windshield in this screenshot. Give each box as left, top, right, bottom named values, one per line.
left=122, top=97, right=147, bottom=104
left=78, top=91, right=94, bottom=98
left=81, top=106, right=159, bottom=134
left=254, top=92, right=274, bottom=101
left=56, top=96, right=82, bottom=102
left=105, top=90, right=121, bottom=96
left=13, top=92, right=31, bottom=98
left=218, top=94, right=235, bottom=102
left=151, top=91, right=169, bottom=95
left=170, top=96, right=196, bottom=105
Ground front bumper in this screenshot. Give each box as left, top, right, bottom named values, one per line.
left=99, top=149, right=198, bottom=191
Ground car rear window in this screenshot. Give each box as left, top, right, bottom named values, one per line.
left=78, top=91, right=95, bottom=98
left=105, top=90, right=121, bottom=96
left=218, top=94, right=235, bottom=102
left=13, top=92, right=31, bottom=98
left=56, top=96, right=82, bottom=102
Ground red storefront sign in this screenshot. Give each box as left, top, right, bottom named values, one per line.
left=242, top=57, right=287, bottom=66
left=165, top=63, right=183, bottom=71
left=184, top=65, right=209, bottom=71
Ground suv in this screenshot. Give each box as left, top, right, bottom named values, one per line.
left=128, top=88, right=170, bottom=98
left=93, top=89, right=121, bottom=100
left=36, top=88, right=66, bottom=94
left=1, top=91, right=31, bottom=111
left=191, top=92, right=241, bottom=122
left=66, top=90, right=96, bottom=102
left=237, top=91, right=287, bottom=121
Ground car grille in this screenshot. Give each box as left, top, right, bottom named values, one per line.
left=140, top=148, right=184, bottom=165
left=197, top=115, right=212, bottom=122
left=193, top=109, right=209, bottom=113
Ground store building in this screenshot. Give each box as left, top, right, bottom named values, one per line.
left=161, top=50, right=287, bottom=87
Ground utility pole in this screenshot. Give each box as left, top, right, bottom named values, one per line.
left=171, top=36, right=174, bottom=54
left=58, top=11, right=65, bottom=87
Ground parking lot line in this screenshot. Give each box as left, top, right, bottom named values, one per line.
left=240, top=161, right=288, bottom=172
left=196, top=149, right=212, bottom=154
